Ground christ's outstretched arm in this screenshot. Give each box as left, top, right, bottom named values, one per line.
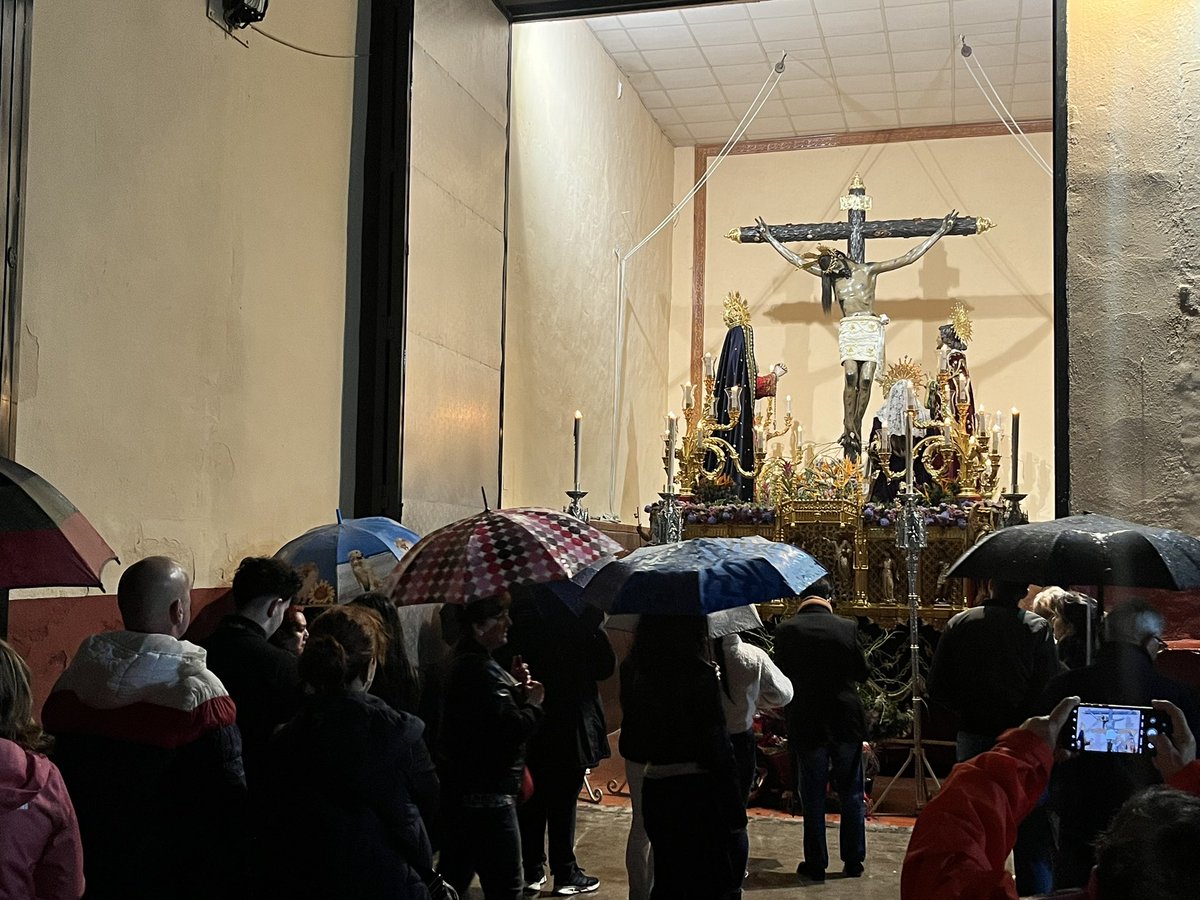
left=869, top=210, right=957, bottom=274
left=755, top=217, right=816, bottom=274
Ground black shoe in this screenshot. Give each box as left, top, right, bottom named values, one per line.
left=843, top=862, right=864, bottom=878
left=796, top=862, right=825, bottom=883
left=552, top=867, right=600, bottom=895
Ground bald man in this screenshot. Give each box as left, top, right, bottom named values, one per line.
left=43, top=556, right=247, bottom=900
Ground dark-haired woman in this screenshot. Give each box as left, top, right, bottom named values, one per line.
left=0, top=638, right=84, bottom=900
left=260, top=605, right=439, bottom=899
left=437, top=594, right=544, bottom=900
left=620, top=615, right=748, bottom=899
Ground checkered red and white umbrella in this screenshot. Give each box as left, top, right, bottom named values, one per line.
left=388, top=507, right=622, bottom=606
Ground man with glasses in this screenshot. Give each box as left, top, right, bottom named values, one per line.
left=1040, top=597, right=1200, bottom=890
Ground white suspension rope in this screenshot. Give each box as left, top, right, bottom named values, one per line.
left=606, top=56, right=788, bottom=514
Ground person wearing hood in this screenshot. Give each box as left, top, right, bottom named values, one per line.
left=0, top=638, right=84, bottom=900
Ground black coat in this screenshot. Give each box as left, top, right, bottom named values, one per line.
left=260, top=691, right=438, bottom=900
left=437, top=640, right=543, bottom=797
left=927, top=601, right=1061, bottom=738
left=495, top=592, right=615, bottom=769
left=772, top=603, right=869, bottom=750
left=201, top=615, right=302, bottom=786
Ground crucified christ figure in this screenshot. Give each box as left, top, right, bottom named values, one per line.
left=755, top=210, right=957, bottom=460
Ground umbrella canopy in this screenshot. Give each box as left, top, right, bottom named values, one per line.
left=274, top=513, right=420, bottom=606
left=389, top=507, right=622, bottom=606
left=945, top=513, right=1200, bottom=591
left=581, top=536, right=827, bottom=616
left=0, top=457, right=117, bottom=590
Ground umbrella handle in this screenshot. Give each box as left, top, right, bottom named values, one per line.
left=481, top=487, right=490, bottom=512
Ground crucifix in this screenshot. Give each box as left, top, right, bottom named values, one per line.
left=727, top=174, right=993, bottom=461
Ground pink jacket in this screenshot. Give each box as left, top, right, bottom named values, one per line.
left=0, top=738, right=84, bottom=899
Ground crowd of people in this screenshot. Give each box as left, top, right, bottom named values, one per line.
left=3, top=554, right=1200, bottom=900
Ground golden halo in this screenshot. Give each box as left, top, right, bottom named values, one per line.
left=878, top=356, right=927, bottom=396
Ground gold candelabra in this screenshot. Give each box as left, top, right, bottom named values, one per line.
left=869, top=371, right=1001, bottom=500
left=675, top=376, right=793, bottom=496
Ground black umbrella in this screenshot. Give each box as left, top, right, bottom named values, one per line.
left=946, top=514, right=1200, bottom=591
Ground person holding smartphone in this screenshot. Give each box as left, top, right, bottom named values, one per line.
left=1038, top=598, right=1200, bottom=890
left=902, top=695, right=1200, bottom=899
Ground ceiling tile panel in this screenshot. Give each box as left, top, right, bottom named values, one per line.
left=702, top=43, right=769, bottom=66
left=666, top=85, right=727, bottom=106
left=713, top=62, right=776, bottom=84
left=1014, top=62, right=1051, bottom=83
left=882, top=0, right=947, bottom=6
left=748, top=0, right=816, bottom=18
left=832, top=53, right=896, bottom=76
left=690, top=20, right=760, bottom=43
left=1016, top=41, right=1053, bottom=63
left=899, top=107, right=949, bottom=125
left=617, top=10, right=685, bottom=27
left=954, top=103, right=999, bottom=122
left=1012, top=81, right=1051, bottom=102
left=950, top=0, right=1020, bottom=26
left=662, top=124, right=693, bottom=145
left=610, top=51, right=651, bottom=73
left=586, top=17, right=623, bottom=31
left=657, top=67, right=718, bottom=88
left=640, top=46, right=708, bottom=68
left=777, top=57, right=833, bottom=78
left=752, top=16, right=819, bottom=42
left=629, top=25, right=697, bottom=50
left=744, top=115, right=796, bottom=136
left=755, top=99, right=789, bottom=117
left=1010, top=99, right=1052, bottom=118
left=722, top=82, right=771, bottom=102
left=818, top=9, right=886, bottom=37
left=677, top=102, right=737, bottom=122
left=791, top=112, right=848, bottom=133
left=845, top=109, right=900, bottom=129
left=1021, top=0, right=1052, bottom=15
left=681, top=5, right=751, bottom=24
left=887, top=28, right=955, bottom=52
left=885, top=4, right=950, bottom=29
left=834, top=73, right=898, bottom=94
left=778, top=80, right=839, bottom=101
left=844, top=91, right=900, bottom=111
left=893, top=69, right=952, bottom=91
left=628, top=71, right=663, bottom=92
left=639, top=89, right=670, bottom=109
left=783, top=94, right=844, bottom=115
left=814, top=0, right=879, bottom=11
left=596, top=29, right=637, bottom=53
left=653, top=107, right=683, bottom=124
left=896, top=88, right=951, bottom=108
left=689, top=121, right=741, bottom=140
left=825, top=32, right=890, bottom=57
left=891, top=48, right=953, bottom=72
left=761, top=37, right=824, bottom=55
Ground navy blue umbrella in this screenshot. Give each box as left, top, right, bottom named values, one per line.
left=581, top=536, right=827, bottom=616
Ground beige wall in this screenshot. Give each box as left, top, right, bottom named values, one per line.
left=15, top=2, right=358, bottom=591
left=404, top=0, right=510, bottom=534
left=670, top=132, right=1056, bottom=520
left=503, top=21, right=674, bottom=521
left=1065, top=0, right=1200, bottom=530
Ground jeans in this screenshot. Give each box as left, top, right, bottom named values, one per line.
left=439, top=801, right=524, bottom=900
left=625, top=761, right=653, bottom=900
left=729, top=731, right=757, bottom=806
left=957, top=731, right=1054, bottom=896
left=518, top=759, right=585, bottom=880
left=795, top=741, right=866, bottom=871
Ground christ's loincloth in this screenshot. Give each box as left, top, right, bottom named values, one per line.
left=838, top=314, right=885, bottom=368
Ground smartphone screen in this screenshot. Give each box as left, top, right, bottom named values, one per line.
left=1065, top=704, right=1158, bottom=754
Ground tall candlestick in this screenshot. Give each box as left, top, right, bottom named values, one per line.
left=573, top=411, right=582, bottom=492
left=1010, top=407, right=1020, bottom=493
left=703, top=353, right=714, bottom=379
left=905, top=408, right=915, bottom=494
left=666, top=412, right=678, bottom=490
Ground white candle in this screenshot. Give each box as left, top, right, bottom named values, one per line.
left=789, top=421, right=799, bottom=454
left=1010, top=407, right=1020, bottom=493
left=992, top=423, right=1001, bottom=449
left=666, top=412, right=678, bottom=489
left=573, top=411, right=582, bottom=492
left=727, top=384, right=742, bottom=414
left=905, top=408, right=915, bottom=493
left=938, top=347, right=949, bottom=371
left=682, top=383, right=694, bottom=411
left=755, top=424, right=767, bottom=451
left=703, top=353, right=714, bottom=379
left=785, top=394, right=792, bottom=415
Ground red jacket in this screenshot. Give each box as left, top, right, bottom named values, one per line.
left=0, top=738, right=84, bottom=900
left=901, top=727, right=1200, bottom=899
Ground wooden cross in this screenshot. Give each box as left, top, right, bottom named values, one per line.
left=726, top=173, right=993, bottom=262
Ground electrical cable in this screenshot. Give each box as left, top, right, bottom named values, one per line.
left=248, top=24, right=366, bottom=59
left=958, top=36, right=1051, bottom=177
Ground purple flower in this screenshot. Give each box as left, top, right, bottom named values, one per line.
left=707, top=515, right=718, bottom=525
left=879, top=517, right=891, bottom=527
